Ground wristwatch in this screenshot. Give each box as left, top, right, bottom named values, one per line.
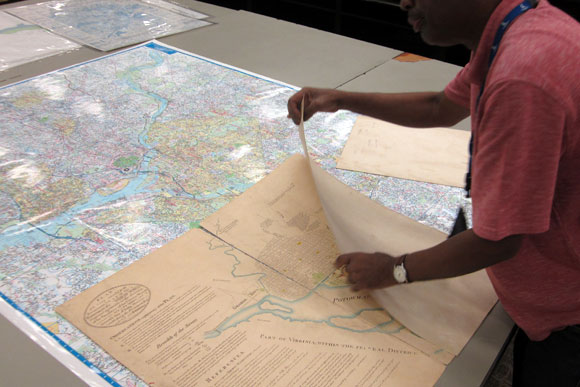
left=393, top=254, right=410, bottom=284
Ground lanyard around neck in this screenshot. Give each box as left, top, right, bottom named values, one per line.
left=464, top=0, right=533, bottom=197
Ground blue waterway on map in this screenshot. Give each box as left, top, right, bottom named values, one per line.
left=0, top=50, right=170, bottom=250
left=206, top=294, right=400, bottom=339
left=204, top=244, right=402, bottom=338
left=0, top=46, right=257, bottom=250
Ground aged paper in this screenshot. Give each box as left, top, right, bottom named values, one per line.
left=201, top=154, right=339, bottom=292
left=310, top=161, right=497, bottom=355
left=297, top=112, right=496, bottom=356
left=57, top=228, right=445, bottom=386
left=202, top=154, right=455, bottom=364
left=337, top=115, right=470, bottom=187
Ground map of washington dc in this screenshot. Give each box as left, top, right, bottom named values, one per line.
left=0, top=41, right=462, bottom=385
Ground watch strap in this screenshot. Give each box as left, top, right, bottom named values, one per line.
left=395, top=254, right=411, bottom=283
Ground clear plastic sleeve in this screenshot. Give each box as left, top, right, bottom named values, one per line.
left=0, top=11, right=80, bottom=71
left=6, top=0, right=212, bottom=51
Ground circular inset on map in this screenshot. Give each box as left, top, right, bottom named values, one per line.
left=84, top=284, right=151, bottom=328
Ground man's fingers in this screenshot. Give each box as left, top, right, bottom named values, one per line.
left=288, top=88, right=329, bottom=125
left=347, top=270, right=363, bottom=284
left=287, top=90, right=306, bottom=123
left=335, top=254, right=352, bottom=269
left=303, top=107, right=317, bottom=123
left=287, top=99, right=301, bottom=124
left=351, top=279, right=370, bottom=292
left=351, top=278, right=372, bottom=292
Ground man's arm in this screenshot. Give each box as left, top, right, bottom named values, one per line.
left=336, top=230, right=522, bottom=291
left=287, top=88, right=469, bottom=128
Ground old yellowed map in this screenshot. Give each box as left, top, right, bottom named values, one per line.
left=57, top=215, right=446, bottom=386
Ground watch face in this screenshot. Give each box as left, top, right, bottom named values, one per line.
left=394, top=265, right=407, bottom=283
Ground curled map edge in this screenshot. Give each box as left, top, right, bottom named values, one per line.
left=298, top=106, right=497, bottom=356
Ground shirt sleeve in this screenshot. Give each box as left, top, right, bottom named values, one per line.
left=444, top=64, right=471, bottom=109
left=471, top=80, right=566, bottom=241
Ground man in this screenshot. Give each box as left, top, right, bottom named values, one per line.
left=287, top=0, right=580, bottom=385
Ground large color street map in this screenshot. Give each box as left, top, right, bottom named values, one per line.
left=0, top=41, right=463, bottom=385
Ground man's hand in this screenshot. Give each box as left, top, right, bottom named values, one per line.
left=287, top=87, right=343, bottom=125
left=335, top=252, right=398, bottom=291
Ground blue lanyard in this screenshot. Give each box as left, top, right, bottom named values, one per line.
left=464, top=0, right=533, bottom=197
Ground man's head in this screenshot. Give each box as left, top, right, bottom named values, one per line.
left=400, top=0, right=502, bottom=49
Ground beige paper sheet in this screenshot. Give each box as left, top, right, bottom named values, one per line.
left=337, top=115, right=470, bottom=187
left=299, top=116, right=497, bottom=355
left=299, top=113, right=496, bottom=356
left=201, top=154, right=340, bottom=292
left=309, top=161, right=497, bottom=355
left=57, top=228, right=445, bottom=386
left=202, top=154, right=455, bottom=364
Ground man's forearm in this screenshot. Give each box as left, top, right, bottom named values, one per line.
left=404, top=229, right=522, bottom=282
left=336, top=91, right=467, bottom=128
